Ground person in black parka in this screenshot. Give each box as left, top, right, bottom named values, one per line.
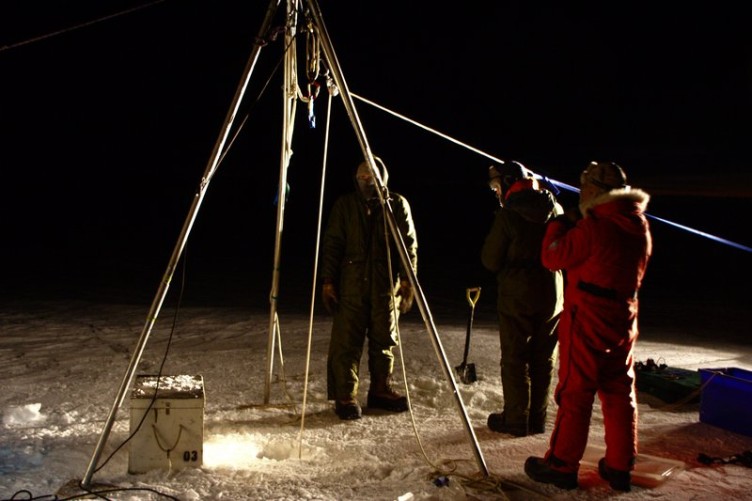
left=481, top=160, right=564, bottom=436
left=321, top=157, right=418, bottom=420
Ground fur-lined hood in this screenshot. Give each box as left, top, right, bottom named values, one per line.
left=580, top=187, right=650, bottom=218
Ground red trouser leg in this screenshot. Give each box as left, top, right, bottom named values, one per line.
left=546, top=324, right=596, bottom=473
left=599, top=348, right=638, bottom=472
left=548, top=315, right=638, bottom=473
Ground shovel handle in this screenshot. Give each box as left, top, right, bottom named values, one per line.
left=460, top=287, right=481, bottom=366
left=466, top=287, right=481, bottom=310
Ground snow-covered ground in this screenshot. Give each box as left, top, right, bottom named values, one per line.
left=3, top=1, right=751, bottom=499
left=2, top=284, right=752, bottom=500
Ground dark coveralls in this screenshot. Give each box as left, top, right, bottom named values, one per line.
left=481, top=180, right=564, bottom=430
left=321, top=190, right=417, bottom=402
left=541, top=189, right=652, bottom=473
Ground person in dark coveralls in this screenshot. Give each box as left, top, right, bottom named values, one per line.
left=525, top=161, right=652, bottom=492
left=320, top=158, right=418, bottom=421
left=481, top=160, right=564, bottom=437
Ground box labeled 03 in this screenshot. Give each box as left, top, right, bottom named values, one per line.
left=128, top=375, right=205, bottom=474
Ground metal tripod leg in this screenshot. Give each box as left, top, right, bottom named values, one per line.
left=304, top=0, right=489, bottom=477
left=80, top=0, right=284, bottom=488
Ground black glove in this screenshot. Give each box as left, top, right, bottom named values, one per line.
left=396, top=280, right=414, bottom=314
left=322, top=282, right=339, bottom=314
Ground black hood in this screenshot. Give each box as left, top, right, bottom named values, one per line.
left=505, top=188, right=558, bottom=224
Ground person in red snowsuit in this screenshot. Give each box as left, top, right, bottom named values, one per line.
left=525, top=161, right=652, bottom=492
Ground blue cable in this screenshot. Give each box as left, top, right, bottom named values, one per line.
left=543, top=177, right=752, bottom=253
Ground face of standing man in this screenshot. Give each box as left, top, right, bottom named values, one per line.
left=356, top=162, right=377, bottom=200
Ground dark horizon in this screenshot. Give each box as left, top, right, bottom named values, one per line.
left=2, top=2, right=750, bottom=336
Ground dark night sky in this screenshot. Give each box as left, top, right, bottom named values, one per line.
left=2, top=1, right=751, bottom=315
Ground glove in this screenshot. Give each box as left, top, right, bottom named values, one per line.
left=322, top=282, right=339, bottom=314
left=396, top=280, right=414, bottom=314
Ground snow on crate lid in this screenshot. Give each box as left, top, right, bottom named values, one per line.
left=132, top=374, right=204, bottom=399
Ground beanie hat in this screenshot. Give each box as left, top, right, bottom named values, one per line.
left=497, top=160, right=531, bottom=184
left=580, top=161, right=628, bottom=191
left=489, top=160, right=531, bottom=192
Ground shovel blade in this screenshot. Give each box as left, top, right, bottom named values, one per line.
left=455, top=363, right=477, bottom=384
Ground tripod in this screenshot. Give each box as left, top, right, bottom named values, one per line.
left=82, top=0, right=487, bottom=488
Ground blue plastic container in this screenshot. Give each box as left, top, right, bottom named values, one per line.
left=699, top=367, right=752, bottom=437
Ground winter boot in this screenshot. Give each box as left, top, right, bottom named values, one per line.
left=335, top=398, right=362, bottom=420
left=598, top=458, right=631, bottom=492
left=529, top=411, right=546, bottom=435
left=524, top=456, right=578, bottom=490
left=367, top=375, right=408, bottom=412
left=487, top=412, right=528, bottom=437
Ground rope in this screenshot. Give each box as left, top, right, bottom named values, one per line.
left=305, top=12, right=321, bottom=83
left=379, top=183, right=439, bottom=470
left=636, top=366, right=720, bottom=412
left=0, top=0, right=167, bottom=54
left=288, top=76, right=476, bottom=488
left=351, top=93, right=752, bottom=254
left=351, top=93, right=504, bottom=165
left=646, top=214, right=752, bottom=252
left=273, top=311, right=301, bottom=412
left=698, top=450, right=752, bottom=468
left=152, top=423, right=185, bottom=470
left=376, top=164, right=545, bottom=500
left=297, top=69, right=335, bottom=459
left=300, top=67, right=548, bottom=501
left=152, top=423, right=185, bottom=454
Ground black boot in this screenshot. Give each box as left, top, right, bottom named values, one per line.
left=335, top=399, right=362, bottom=420
left=487, top=412, right=528, bottom=437
left=529, top=411, right=546, bottom=435
left=367, top=375, right=408, bottom=412
left=524, top=456, right=578, bottom=490
left=598, top=458, right=631, bottom=492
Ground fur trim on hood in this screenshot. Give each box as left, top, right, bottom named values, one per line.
left=580, top=187, right=650, bottom=218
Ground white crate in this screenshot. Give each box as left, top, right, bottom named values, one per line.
left=128, top=375, right=205, bottom=474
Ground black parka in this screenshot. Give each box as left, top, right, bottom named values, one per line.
left=321, top=191, right=417, bottom=291
left=480, top=183, right=564, bottom=428
left=322, top=183, right=417, bottom=401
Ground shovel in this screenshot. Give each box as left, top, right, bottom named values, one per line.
left=455, top=287, right=481, bottom=384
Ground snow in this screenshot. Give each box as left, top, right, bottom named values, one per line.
left=2, top=286, right=752, bottom=501
left=3, top=1, right=751, bottom=499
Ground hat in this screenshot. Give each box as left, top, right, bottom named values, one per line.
left=580, top=161, right=627, bottom=190
left=498, top=160, right=530, bottom=182
left=356, top=157, right=389, bottom=186
left=489, top=160, right=531, bottom=190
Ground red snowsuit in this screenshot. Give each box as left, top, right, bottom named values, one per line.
left=540, top=188, right=651, bottom=473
